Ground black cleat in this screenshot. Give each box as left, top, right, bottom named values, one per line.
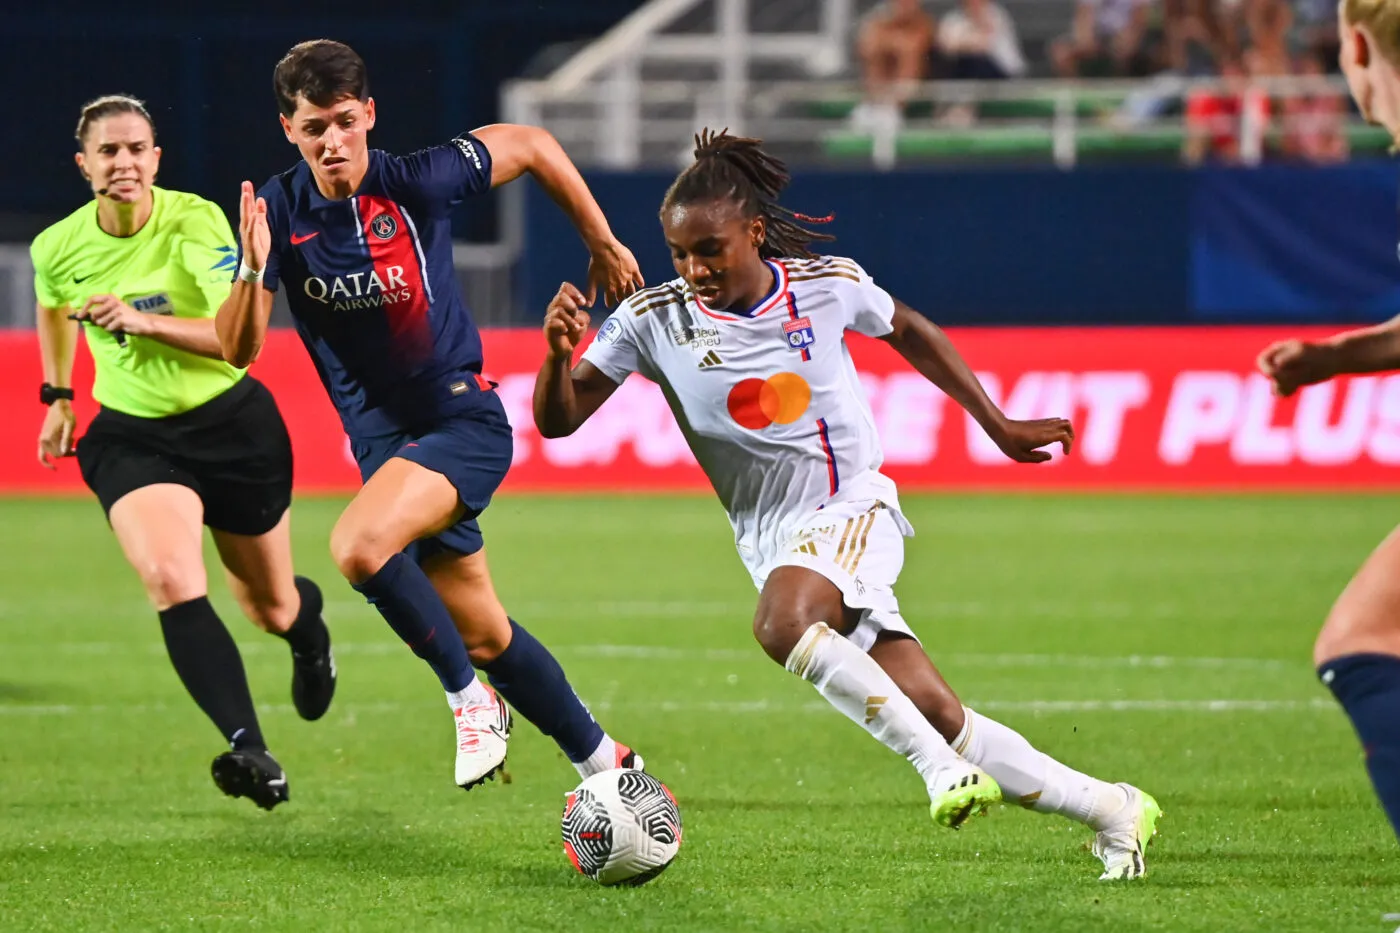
left=212, top=747, right=290, bottom=811
left=291, top=640, right=336, bottom=722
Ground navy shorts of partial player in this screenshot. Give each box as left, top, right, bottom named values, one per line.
left=245, top=132, right=508, bottom=557
left=351, top=402, right=512, bottom=561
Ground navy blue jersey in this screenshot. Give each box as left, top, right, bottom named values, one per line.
left=247, top=134, right=495, bottom=439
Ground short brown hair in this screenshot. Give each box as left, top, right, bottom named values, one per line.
left=273, top=39, right=368, bottom=117
left=75, top=95, right=155, bottom=146
left=1345, top=0, right=1400, bottom=66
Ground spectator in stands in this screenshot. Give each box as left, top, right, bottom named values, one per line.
left=1295, top=0, right=1341, bottom=72
left=1182, top=57, right=1271, bottom=165
left=1161, top=0, right=1231, bottom=73
left=1242, top=0, right=1294, bottom=77
left=1214, top=0, right=1250, bottom=62
left=1051, top=0, right=1154, bottom=78
left=1109, top=0, right=1223, bottom=131
left=1280, top=51, right=1350, bottom=163
left=855, top=0, right=938, bottom=128
left=939, top=0, right=1026, bottom=81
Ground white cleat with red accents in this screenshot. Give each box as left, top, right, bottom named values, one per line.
left=452, top=686, right=511, bottom=790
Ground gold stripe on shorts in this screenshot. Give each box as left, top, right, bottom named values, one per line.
left=834, top=517, right=856, bottom=564
left=842, top=512, right=878, bottom=574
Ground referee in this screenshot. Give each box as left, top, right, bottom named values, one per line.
left=31, top=95, right=335, bottom=810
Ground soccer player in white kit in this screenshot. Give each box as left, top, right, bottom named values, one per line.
left=534, top=130, right=1161, bottom=879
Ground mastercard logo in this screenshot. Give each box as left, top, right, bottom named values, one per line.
left=726, top=373, right=811, bottom=430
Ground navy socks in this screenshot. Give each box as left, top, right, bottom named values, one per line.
left=1319, top=652, right=1400, bottom=842
left=480, top=620, right=604, bottom=763
left=353, top=553, right=475, bottom=693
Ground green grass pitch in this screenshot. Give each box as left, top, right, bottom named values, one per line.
left=1, top=493, right=1398, bottom=932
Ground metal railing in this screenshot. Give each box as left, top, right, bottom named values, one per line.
left=501, top=0, right=1368, bottom=170
left=507, top=73, right=1376, bottom=170
left=507, top=0, right=857, bottom=167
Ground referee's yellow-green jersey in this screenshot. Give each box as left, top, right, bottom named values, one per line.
left=30, top=187, right=245, bottom=418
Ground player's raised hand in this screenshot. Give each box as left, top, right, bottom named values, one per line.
left=237, top=180, right=271, bottom=274
left=989, top=417, right=1074, bottom=464
left=1256, top=338, right=1336, bottom=397
left=586, top=239, right=645, bottom=307
left=544, top=282, right=593, bottom=360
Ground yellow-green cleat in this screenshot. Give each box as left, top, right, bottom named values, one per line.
left=1092, top=784, right=1163, bottom=880
left=929, top=767, right=1002, bottom=829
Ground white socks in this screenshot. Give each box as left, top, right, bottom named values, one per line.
left=786, top=622, right=961, bottom=785
left=445, top=678, right=493, bottom=710
left=952, top=707, right=1128, bottom=830
left=784, top=623, right=1129, bottom=830
left=574, top=736, right=621, bottom=779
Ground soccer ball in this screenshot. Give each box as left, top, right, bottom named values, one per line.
left=561, top=769, right=682, bottom=886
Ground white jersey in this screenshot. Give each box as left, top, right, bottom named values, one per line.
left=582, top=256, right=912, bottom=579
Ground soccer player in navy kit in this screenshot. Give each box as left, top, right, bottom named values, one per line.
left=1255, top=0, right=1400, bottom=844
left=217, top=40, right=644, bottom=791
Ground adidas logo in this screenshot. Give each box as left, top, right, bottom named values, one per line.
left=864, top=696, right=887, bottom=724
left=698, top=350, right=723, bottom=369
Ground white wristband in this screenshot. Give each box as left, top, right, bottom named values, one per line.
left=237, top=261, right=265, bottom=284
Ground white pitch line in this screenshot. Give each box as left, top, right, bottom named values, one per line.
left=0, top=597, right=1241, bottom=624
left=967, top=698, right=1336, bottom=713
left=320, top=599, right=1214, bottom=623
left=0, top=641, right=1304, bottom=672
left=564, top=645, right=1299, bottom=672
left=0, top=640, right=1304, bottom=673
left=0, top=697, right=1337, bottom=717
left=937, top=653, right=1296, bottom=672
left=323, top=600, right=757, bottom=620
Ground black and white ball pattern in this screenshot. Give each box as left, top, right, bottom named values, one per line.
left=562, top=769, right=682, bottom=886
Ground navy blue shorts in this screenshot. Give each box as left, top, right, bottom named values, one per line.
left=350, top=396, right=513, bottom=563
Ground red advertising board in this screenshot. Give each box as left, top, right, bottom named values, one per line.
left=4, top=326, right=1400, bottom=493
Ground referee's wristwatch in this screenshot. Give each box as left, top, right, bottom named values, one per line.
left=39, top=383, right=75, bottom=406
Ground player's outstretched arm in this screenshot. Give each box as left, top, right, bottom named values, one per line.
left=881, top=299, right=1073, bottom=463
left=1257, top=317, right=1400, bottom=397
left=471, top=124, right=644, bottom=307
left=533, top=282, right=622, bottom=438
left=215, top=182, right=275, bottom=368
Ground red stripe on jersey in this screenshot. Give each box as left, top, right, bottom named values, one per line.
left=786, top=292, right=811, bottom=362
left=817, top=418, right=839, bottom=495
left=357, top=195, right=431, bottom=359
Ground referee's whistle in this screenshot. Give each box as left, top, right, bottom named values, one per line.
left=67, top=313, right=127, bottom=347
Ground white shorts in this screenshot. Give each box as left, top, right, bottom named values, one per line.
left=749, top=498, right=917, bottom=652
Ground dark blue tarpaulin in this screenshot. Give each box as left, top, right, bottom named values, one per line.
left=523, top=162, right=1400, bottom=327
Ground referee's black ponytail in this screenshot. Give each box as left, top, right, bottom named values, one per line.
left=661, top=128, right=835, bottom=261
left=75, top=95, right=155, bottom=147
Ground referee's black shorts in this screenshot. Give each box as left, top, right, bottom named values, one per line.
left=77, top=376, right=294, bottom=537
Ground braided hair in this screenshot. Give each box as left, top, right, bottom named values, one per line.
left=661, top=129, right=834, bottom=260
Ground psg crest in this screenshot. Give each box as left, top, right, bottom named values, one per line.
left=370, top=213, right=398, bottom=240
